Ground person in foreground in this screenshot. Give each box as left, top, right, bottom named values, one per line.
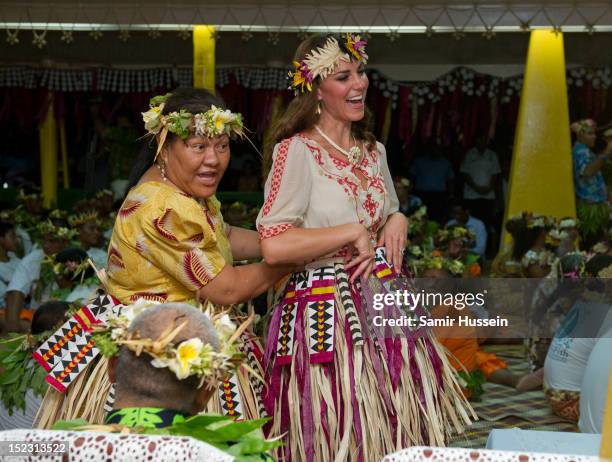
left=106, top=303, right=225, bottom=427
left=257, top=33, right=473, bottom=461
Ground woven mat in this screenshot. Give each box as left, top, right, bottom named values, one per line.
left=448, top=346, right=578, bottom=449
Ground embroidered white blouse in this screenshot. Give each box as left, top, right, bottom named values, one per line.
left=256, top=135, right=399, bottom=246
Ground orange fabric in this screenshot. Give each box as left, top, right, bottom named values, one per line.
left=19, top=309, right=34, bottom=321
left=431, top=304, right=478, bottom=373
left=475, top=351, right=507, bottom=379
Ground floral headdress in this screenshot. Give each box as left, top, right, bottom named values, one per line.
left=288, top=33, right=368, bottom=95
left=93, top=302, right=247, bottom=387
left=36, top=220, right=77, bottom=240
left=141, top=93, right=246, bottom=162
left=521, top=249, right=557, bottom=269
left=68, top=210, right=101, bottom=228
left=413, top=251, right=465, bottom=276
left=436, top=226, right=476, bottom=246
left=48, top=209, right=68, bottom=220
left=570, top=118, right=596, bottom=134
left=40, top=254, right=93, bottom=284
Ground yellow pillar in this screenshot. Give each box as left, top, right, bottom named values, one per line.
left=39, top=93, right=58, bottom=208
left=193, top=25, right=216, bottom=92
left=502, top=30, right=576, bottom=247
left=602, top=365, right=612, bottom=460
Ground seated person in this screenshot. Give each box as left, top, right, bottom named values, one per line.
left=51, top=247, right=99, bottom=303
left=0, top=210, right=32, bottom=256
left=446, top=200, right=487, bottom=258
left=420, top=260, right=542, bottom=395
left=578, top=327, right=612, bottom=433
left=0, top=221, right=21, bottom=302
left=543, top=254, right=612, bottom=422
left=106, top=303, right=224, bottom=428
left=0, top=300, right=70, bottom=430
left=4, top=221, right=74, bottom=332
left=394, top=177, right=423, bottom=216
left=68, top=211, right=107, bottom=270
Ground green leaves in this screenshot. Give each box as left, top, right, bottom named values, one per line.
left=107, top=408, right=164, bottom=428
left=0, top=337, right=48, bottom=414
left=52, top=419, right=89, bottom=431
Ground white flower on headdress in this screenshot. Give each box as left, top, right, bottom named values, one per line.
left=121, top=299, right=160, bottom=325
left=142, top=106, right=163, bottom=134
left=215, top=314, right=237, bottom=341
left=173, top=338, right=204, bottom=379
left=303, top=37, right=348, bottom=81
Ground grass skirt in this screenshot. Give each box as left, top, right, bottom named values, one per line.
left=263, top=256, right=475, bottom=462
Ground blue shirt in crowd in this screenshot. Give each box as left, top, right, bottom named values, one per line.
left=446, top=216, right=487, bottom=257
left=572, top=143, right=607, bottom=203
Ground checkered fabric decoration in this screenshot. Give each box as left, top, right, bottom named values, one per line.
left=0, top=66, right=293, bottom=92
left=33, top=294, right=124, bottom=393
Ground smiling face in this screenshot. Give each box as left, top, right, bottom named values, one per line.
left=161, top=134, right=230, bottom=199
left=317, top=59, right=368, bottom=123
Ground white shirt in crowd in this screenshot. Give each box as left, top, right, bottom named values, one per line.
left=0, top=389, right=41, bottom=430
left=7, top=247, right=45, bottom=299
left=579, top=328, right=612, bottom=434
left=446, top=215, right=488, bottom=257
left=0, top=252, right=20, bottom=301
left=460, top=148, right=501, bottom=200
left=86, top=247, right=107, bottom=271
left=16, top=226, right=32, bottom=255
left=544, top=301, right=612, bottom=392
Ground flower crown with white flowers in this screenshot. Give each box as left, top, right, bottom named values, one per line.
left=92, top=302, right=247, bottom=387
left=142, top=93, right=246, bottom=162
left=36, top=220, right=77, bottom=240
left=288, top=33, right=368, bottom=95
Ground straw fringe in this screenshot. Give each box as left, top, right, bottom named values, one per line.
left=35, top=357, right=112, bottom=429
left=266, top=281, right=476, bottom=461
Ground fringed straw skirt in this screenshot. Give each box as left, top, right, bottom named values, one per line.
left=263, top=250, right=475, bottom=462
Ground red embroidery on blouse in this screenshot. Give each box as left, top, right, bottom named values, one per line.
left=258, top=223, right=293, bottom=240
left=261, top=138, right=292, bottom=217
left=363, top=193, right=377, bottom=219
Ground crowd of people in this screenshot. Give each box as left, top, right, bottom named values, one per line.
left=0, top=32, right=610, bottom=461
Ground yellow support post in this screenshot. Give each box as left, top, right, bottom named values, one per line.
left=503, top=30, right=576, bottom=247
left=39, top=93, right=58, bottom=208
left=602, top=366, right=612, bottom=460
left=193, top=25, right=216, bottom=92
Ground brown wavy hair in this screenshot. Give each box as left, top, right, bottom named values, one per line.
left=263, top=34, right=375, bottom=176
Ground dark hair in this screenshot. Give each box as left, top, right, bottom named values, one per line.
left=31, top=301, right=70, bottom=335
left=585, top=254, right=612, bottom=277
left=126, top=88, right=227, bottom=193
left=0, top=221, right=14, bottom=238
left=505, top=217, right=547, bottom=260
left=263, top=34, right=375, bottom=177
left=55, top=247, right=95, bottom=279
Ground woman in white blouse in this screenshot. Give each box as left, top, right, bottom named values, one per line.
left=257, top=34, right=473, bottom=462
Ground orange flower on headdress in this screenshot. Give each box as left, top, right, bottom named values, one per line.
left=288, top=60, right=314, bottom=94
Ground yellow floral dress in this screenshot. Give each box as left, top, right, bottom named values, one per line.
left=106, top=181, right=264, bottom=421
left=107, top=181, right=232, bottom=304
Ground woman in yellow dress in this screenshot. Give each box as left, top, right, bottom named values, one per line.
left=37, top=88, right=292, bottom=426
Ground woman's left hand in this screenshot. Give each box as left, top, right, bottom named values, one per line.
left=377, top=213, right=408, bottom=273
